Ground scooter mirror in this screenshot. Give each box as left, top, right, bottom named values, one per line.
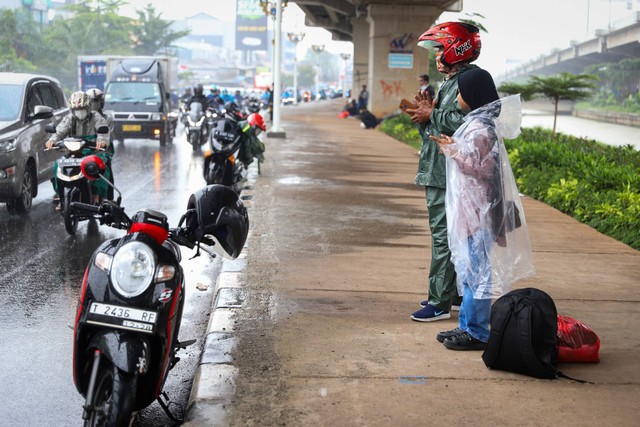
left=45, top=123, right=56, bottom=134
left=81, top=155, right=106, bottom=181
left=96, top=125, right=109, bottom=134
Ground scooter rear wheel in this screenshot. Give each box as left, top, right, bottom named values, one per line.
left=84, top=361, right=137, bottom=427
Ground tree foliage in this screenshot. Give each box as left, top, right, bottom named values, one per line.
left=131, top=4, right=190, bottom=55
left=0, top=9, right=36, bottom=72
left=1, top=1, right=190, bottom=90
left=585, top=58, right=640, bottom=102
left=497, top=81, right=536, bottom=101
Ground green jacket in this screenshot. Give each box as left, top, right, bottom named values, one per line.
left=414, top=64, right=477, bottom=188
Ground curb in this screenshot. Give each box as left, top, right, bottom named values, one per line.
left=183, top=165, right=258, bottom=426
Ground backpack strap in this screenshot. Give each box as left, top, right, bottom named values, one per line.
left=482, top=301, right=513, bottom=366
left=517, top=304, right=557, bottom=379
left=556, top=371, right=593, bottom=384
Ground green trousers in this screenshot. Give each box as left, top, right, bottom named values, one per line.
left=425, top=186, right=458, bottom=310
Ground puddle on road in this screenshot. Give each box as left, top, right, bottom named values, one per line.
left=277, top=176, right=330, bottom=186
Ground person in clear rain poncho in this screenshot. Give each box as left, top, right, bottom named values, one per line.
left=430, top=68, right=535, bottom=351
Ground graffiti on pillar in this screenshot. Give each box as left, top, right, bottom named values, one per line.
left=390, top=33, right=415, bottom=52
left=380, top=80, right=403, bottom=99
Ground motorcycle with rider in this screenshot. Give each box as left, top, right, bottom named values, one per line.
left=182, top=84, right=212, bottom=151
left=46, top=91, right=114, bottom=234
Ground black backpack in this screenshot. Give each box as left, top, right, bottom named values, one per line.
left=482, top=288, right=559, bottom=379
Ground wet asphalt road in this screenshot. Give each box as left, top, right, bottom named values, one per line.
left=0, top=127, right=222, bottom=426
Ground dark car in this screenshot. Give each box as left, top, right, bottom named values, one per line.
left=0, top=73, right=67, bottom=214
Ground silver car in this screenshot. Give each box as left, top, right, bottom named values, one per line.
left=0, top=73, right=68, bottom=214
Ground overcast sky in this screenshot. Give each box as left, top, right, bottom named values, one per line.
left=122, top=0, right=639, bottom=76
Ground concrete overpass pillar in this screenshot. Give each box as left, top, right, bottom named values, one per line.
left=351, top=16, right=369, bottom=99
left=366, top=4, right=439, bottom=117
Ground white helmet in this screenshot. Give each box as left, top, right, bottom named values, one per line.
left=86, top=88, right=105, bottom=111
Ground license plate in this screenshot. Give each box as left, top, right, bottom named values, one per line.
left=89, top=302, right=157, bottom=323
left=60, top=158, right=83, bottom=166
left=122, top=124, right=141, bottom=132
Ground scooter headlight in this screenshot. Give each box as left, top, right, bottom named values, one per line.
left=110, top=241, right=156, bottom=298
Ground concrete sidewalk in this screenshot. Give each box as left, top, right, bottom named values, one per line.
left=185, top=99, right=640, bottom=426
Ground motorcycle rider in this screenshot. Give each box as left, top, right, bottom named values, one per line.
left=205, top=86, right=221, bottom=107
left=86, top=88, right=113, bottom=144
left=86, top=87, right=116, bottom=199
left=46, top=91, right=112, bottom=206
left=185, top=83, right=211, bottom=113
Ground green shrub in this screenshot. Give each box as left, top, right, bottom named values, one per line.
left=378, top=115, right=421, bottom=149
left=380, top=123, right=640, bottom=251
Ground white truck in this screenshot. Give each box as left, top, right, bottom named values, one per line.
left=103, top=56, right=179, bottom=146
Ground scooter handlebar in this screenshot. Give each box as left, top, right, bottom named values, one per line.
left=70, top=200, right=131, bottom=229
left=169, top=228, right=196, bottom=249
left=70, top=201, right=101, bottom=215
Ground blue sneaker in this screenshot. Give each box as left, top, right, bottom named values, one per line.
left=420, top=297, right=462, bottom=312
left=411, top=305, right=450, bottom=322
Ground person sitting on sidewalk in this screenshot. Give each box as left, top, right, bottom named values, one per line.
left=339, top=99, right=359, bottom=118
left=431, top=68, right=535, bottom=350
left=359, top=108, right=379, bottom=129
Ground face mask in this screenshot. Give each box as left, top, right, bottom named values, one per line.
left=73, top=109, right=88, bottom=120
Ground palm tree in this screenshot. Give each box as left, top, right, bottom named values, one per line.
left=529, top=73, right=597, bottom=134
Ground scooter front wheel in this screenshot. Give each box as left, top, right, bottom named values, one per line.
left=64, top=191, right=80, bottom=235
left=189, top=132, right=200, bottom=152
left=84, top=360, right=137, bottom=427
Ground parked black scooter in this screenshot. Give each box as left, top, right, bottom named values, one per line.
left=71, top=157, right=249, bottom=426
left=203, top=114, right=247, bottom=194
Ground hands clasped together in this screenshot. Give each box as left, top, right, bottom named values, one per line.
left=405, top=90, right=434, bottom=124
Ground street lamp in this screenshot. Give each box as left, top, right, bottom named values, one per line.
left=287, top=32, right=305, bottom=105
left=339, top=53, right=351, bottom=97
left=311, top=44, right=325, bottom=101
left=259, top=0, right=289, bottom=137
left=258, top=0, right=289, bottom=16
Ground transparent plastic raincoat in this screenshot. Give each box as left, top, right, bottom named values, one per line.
left=440, top=95, right=535, bottom=299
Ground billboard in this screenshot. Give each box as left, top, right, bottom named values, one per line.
left=236, top=0, right=268, bottom=51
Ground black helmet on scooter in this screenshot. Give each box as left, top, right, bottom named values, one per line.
left=224, top=101, right=239, bottom=114
left=194, top=84, right=204, bottom=96
left=185, top=185, right=249, bottom=259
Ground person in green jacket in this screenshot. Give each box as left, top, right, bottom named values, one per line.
left=405, top=22, right=482, bottom=322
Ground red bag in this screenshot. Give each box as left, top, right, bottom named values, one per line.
left=556, top=315, right=600, bottom=363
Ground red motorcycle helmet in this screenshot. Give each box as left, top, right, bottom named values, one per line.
left=247, top=113, right=266, bottom=134
left=417, top=21, right=481, bottom=67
